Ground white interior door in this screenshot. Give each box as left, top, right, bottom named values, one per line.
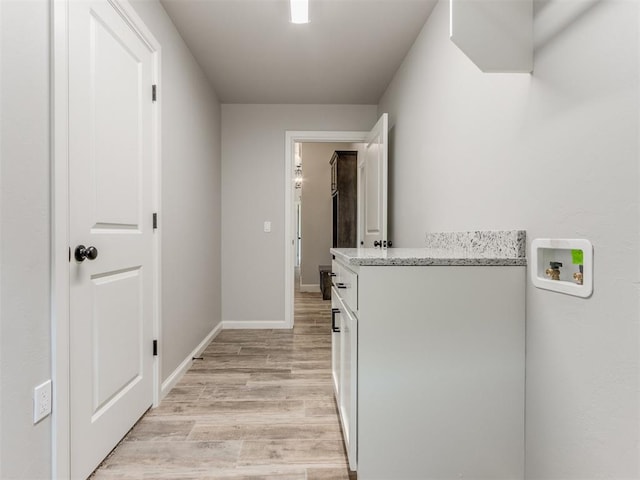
left=69, top=1, right=155, bottom=477
left=361, top=113, right=389, bottom=248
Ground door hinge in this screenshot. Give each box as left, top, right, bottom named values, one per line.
left=152, top=84, right=157, bottom=102
left=153, top=340, right=158, bottom=356
left=152, top=212, right=158, bottom=229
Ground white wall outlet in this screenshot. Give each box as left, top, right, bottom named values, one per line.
left=33, top=379, right=52, bottom=424
left=264, top=221, right=271, bottom=233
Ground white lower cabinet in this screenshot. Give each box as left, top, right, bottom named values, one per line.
left=331, top=287, right=358, bottom=471
left=331, top=294, right=341, bottom=397
left=331, top=258, right=526, bottom=480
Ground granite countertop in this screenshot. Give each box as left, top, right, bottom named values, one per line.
left=331, top=230, right=527, bottom=267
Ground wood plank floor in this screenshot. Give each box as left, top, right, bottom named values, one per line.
left=91, top=282, right=355, bottom=479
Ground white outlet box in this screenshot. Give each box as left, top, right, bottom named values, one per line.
left=264, top=221, right=271, bottom=233
left=34, top=379, right=52, bottom=424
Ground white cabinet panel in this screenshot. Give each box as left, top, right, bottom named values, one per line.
left=335, top=264, right=357, bottom=314
left=332, top=259, right=525, bottom=479
left=330, top=292, right=341, bottom=398
left=338, top=294, right=357, bottom=471
left=331, top=284, right=358, bottom=471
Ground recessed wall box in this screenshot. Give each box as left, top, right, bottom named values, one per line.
left=531, top=238, right=593, bottom=298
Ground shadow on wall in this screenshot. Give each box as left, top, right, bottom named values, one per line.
left=535, top=0, right=602, bottom=54
left=388, top=124, right=396, bottom=246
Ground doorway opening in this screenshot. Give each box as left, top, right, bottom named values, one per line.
left=295, top=142, right=364, bottom=294
left=284, top=131, right=369, bottom=328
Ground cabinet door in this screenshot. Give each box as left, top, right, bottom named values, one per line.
left=339, top=302, right=358, bottom=471
left=331, top=292, right=341, bottom=398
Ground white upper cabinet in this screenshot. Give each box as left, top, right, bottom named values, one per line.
left=450, top=0, right=533, bottom=73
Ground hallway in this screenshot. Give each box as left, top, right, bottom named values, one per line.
left=91, top=284, right=353, bottom=479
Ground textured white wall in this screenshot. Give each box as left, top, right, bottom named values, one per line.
left=130, top=0, right=222, bottom=383
left=378, top=0, right=639, bottom=477
left=221, top=105, right=377, bottom=324
left=0, top=0, right=52, bottom=477
left=299, top=143, right=349, bottom=287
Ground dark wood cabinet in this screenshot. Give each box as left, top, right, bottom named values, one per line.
left=330, top=151, right=357, bottom=248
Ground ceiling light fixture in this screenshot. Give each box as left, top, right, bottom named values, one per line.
left=290, top=0, right=309, bottom=24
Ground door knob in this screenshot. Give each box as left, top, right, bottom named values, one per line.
left=75, top=245, right=98, bottom=262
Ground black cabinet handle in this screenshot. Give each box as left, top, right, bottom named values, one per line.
left=373, top=240, right=382, bottom=248
left=329, top=272, right=336, bottom=277
left=335, top=283, right=347, bottom=289
left=331, top=308, right=341, bottom=333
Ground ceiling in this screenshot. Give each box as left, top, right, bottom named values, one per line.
left=160, top=0, right=438, bottom=104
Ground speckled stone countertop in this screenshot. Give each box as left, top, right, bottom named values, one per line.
left=331, top=230, right=527, bottom=267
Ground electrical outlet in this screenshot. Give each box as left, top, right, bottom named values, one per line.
left=33, top=379, right=52, bottom=424
left=264, top=221, right=272, bottom=233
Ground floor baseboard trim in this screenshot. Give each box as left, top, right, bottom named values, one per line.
left=299, top=283, right=320, bottom=293
left=160, top=322, right=223, bottom=399
left=223, top=320, right=290, bottom=330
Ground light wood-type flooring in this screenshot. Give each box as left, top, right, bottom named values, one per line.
left=92, top=279, right=355, bottom=479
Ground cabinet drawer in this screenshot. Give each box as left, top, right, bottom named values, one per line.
left=333, top=262, right=358, bottom=313
left=331, top=260, right=340, bottom=284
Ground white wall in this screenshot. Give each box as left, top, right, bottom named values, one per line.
left=130, top=0, right=222, bottom=383
left=221, top=105, right=377, bottom=325
left=0, top=1, right=52, bottom=477
left=299, top=143, right=349, bottom=288
left=0, top=1, right=222, bottom=476
left=378, top=0, right=639, bottom=477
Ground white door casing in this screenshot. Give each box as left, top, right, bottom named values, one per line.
left=67, top=1, right=158, bottom=477
left=361, top=114, right=389, bottom=248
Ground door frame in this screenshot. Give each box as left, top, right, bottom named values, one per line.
left=51, top=1, right=162, bottom=477
left=284, top=131, right=367, bottom=328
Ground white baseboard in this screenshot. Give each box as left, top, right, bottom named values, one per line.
left=223, top=320, right=290, bottom=330
left=160, top=321, right=223, bottom=399
left=299, top=283, right=320, bottom=293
